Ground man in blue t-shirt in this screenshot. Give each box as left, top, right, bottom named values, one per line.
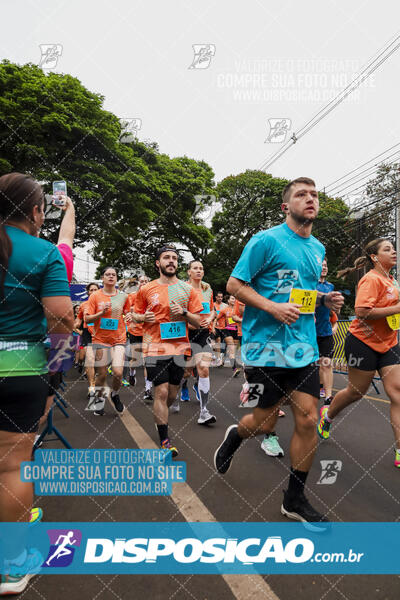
left=316, top=258, right=335, bottom=405
left=214, top=177, right=344, bottom=527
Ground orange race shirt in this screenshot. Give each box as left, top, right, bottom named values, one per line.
left=191, top=285, right=214, bottom=330
left=77, top=300, right=94, bottom=335
left=127, top=291, right=143, bottom=337
left=134, top=279, right=203, bottom=357
left=219, top=305, right=237, bottom=331
left=87, top=289, right=130, bottom=347
left=234, top=300, right=245, bottom=336
left=330, top=310, right=338, bottom=326
left=349, top=270, right=399, bottom=353
left=214, top=301, right=227, bottom=329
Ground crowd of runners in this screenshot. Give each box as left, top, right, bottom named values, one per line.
left=1, top=173, right=400, bottom=593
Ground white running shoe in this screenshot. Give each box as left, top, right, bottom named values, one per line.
left=198, top=408, right=216, bottom=425
left=86, top=390, right=105, bottom=413
left=169, top=399, right=180, bottom=413
left=261, top=433, right=284, bottom=457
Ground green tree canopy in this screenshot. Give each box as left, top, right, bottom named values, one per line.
left=0, top=61, right=216, bottom=277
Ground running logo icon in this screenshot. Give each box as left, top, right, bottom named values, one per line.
left=43, top=529, right=82, bottom=567
left=317, top=460, right=342, bottom=485
left=39, top=44, right=63, bottom=69
left=119, top=118, right=142, bottom=143
left=188, top=44, right=216, bottom=69
left=193, top=194, right=216, bottom=221
left=265, top=119, right=291, bottom=143
left=275, top=270, right=299, bottom=294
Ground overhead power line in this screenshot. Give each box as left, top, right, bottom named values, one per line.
left=324, top=142, right=400, bottom=192
left=258, top=31, right=400, bottom=172
left=327, top=151, right=400, bottom=198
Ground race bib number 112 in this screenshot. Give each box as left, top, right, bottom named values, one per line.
left=289, top=288, right=317, bottom=314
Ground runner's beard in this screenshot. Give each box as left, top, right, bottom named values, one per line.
left=160, top=265, right=177, bottom=277
left=290, top=207, right=316, bottom=225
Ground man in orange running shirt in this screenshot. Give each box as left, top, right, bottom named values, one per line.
left=133, top=245, right=202, bottom=456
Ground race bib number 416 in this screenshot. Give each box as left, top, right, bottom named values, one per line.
left=160, top=321, right=186, bottom=340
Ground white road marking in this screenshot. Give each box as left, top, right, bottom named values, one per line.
left=120, top=408, right=280, bottom=600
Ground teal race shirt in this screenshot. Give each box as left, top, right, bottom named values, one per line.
left=0, top=226, right=70, bottom=376
left=231, top=223, right=325, bottom=368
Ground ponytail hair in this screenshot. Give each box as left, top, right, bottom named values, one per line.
left=337, top=238, right=388, bottom=280
left=0, top=173, right=44, bottom=300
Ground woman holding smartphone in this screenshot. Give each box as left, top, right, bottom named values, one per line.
left=0, top=173, right=73, bottom=593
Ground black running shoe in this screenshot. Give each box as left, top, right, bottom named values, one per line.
left=129, top=374, right=136, bottom=386
left=111, top=393, right=125, bottom=414
left=281, top=490, right=330, bottom=531
left=214, top=425, right=242, bottom=474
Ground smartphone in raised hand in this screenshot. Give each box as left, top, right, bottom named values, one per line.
left=52, top=180, right=67, bottom=206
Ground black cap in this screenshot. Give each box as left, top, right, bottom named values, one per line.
left=155, top=245, right=178, bottom=260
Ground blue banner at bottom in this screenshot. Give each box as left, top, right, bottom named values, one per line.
left=0, top=522, right=397, bottom=574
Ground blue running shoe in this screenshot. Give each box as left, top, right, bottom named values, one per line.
left=193, top=383, right=201, bottom=403
left=180, top=386, right=190, bottom=402
left=0, top=547, right=43, bottom=595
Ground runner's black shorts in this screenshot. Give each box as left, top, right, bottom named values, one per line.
left=215, top=328, right=225, bottom=340
left=317, top=335, right=334, bottom=358
left=0, top=374, right=48, bottom=433
left=128, top=333, right=143, bottom=345
left=345, top=332, right=400, bottom=371
left=244, top=363, right=320, bottom=408
left=81, top=328, right=92, bottom=347
left=224, top=328, right=238, bottom=340
left=145, top=356, right=184, bottom=387
left=189, top=328, right=212, bottom=355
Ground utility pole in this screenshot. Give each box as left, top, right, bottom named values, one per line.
left=396, top=203, right=400, bottom=285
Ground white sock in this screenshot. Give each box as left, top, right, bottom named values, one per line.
left=198, top=376, right=210, bottom=411
left=145, top=379, right=152, bottom=392
left=111, top=390, right=119, bottom=397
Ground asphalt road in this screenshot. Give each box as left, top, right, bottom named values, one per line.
left=28, top=367, right=399, bottom=600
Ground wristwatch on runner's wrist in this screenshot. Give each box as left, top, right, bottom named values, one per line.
left=182, top=308, right=188, bottom=317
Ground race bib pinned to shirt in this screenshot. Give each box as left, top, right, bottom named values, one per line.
left=160, top=321, right=186, bottom=340
left=200, top=302, right=210, bottom=314
left=386, top=314, right=400, bottom=331
left=100, top=318, right=119, bottom=330
left=289, top=288, right=317, bottom=314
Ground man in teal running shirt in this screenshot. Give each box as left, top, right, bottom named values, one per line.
left=214, top=177, right=344, bottom=528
